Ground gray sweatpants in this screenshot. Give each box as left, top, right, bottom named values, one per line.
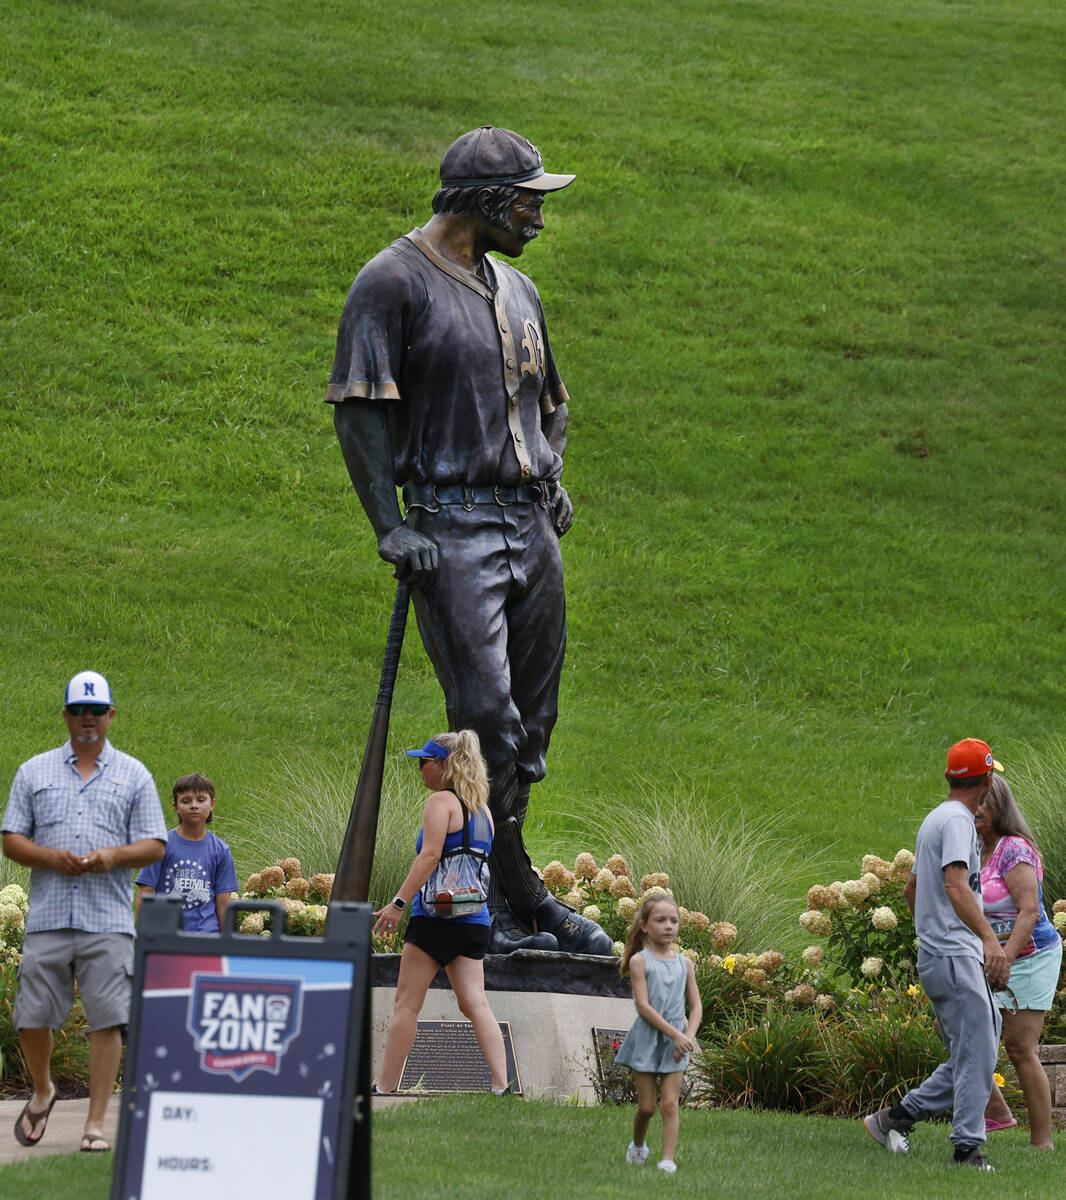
left=900, top=952, right=1002, bottom=1149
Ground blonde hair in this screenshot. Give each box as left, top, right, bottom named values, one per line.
left=619, top=893, right=681, bottom=976
left=431, top=730, right=490, bottom=812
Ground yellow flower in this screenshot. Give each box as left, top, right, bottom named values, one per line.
left=907, top=984, right=922, bottom=998
left=994, top=1072, right=1005, bottom=1087
left=722, top=955, right=736, bottom=974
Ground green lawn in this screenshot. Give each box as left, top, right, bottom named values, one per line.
left=3, top=1, right=1063, bottom=1191
left=2, top=0, right=1065, bottom=899
left=0, top=1098, right=1059, bottom=1198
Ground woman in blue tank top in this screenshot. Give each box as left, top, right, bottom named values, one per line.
left=372, top=730, right=509, bottom=1094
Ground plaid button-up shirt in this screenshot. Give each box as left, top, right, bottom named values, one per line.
left=3, top=740, right=166, bottom=935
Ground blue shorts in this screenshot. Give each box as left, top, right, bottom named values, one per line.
left=996, top=940, right=1062, bottom=1012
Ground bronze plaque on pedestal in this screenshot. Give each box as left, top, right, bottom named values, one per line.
left=399, top=1020, right=522, bottom=1094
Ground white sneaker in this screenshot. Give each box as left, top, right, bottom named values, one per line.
left=863, top=1107, right=912, bottom=1154
left=658, top=1160, right=678, bottom=1174
left=625, top=1141, right=649, bottom=1165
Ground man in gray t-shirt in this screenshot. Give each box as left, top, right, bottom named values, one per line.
left=864, top=739, right=1010, bottom=1171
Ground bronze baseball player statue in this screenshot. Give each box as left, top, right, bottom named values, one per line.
left=327, top=126, right=610, bottom=955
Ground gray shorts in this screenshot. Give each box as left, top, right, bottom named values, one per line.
left=14, top=930, right=134, bottom=1032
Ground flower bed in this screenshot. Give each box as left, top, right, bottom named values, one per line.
left=224, top=849, right=1066, bottom=1116
left=237, top=858, right=333, bottom=936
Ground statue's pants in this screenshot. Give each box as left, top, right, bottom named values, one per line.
left=407, top=499, right=565, bottom=795
left=900, top=952, right=1002, bottom=1149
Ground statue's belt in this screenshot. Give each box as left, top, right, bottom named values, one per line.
left=403, top=481, right=556, bottom=512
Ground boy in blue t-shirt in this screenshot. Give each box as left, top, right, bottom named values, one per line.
left=135, top=773, right=238, bottom=932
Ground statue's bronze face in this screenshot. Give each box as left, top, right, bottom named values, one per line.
left=484, top=189, right=545, bottom=258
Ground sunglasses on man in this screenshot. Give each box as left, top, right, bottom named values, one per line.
left=66, top=704, right=112, bottom=717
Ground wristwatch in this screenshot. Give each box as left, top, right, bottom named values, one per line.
left=391, top=897, right=406, bottom=911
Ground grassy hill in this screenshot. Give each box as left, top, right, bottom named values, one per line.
left=3, top=0, right=1064, bottom=906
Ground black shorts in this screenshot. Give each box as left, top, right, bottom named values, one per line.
left=403, top=916, right=491, bottom=966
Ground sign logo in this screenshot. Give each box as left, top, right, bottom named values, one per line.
left=187, top=975, right=302, bottom=1080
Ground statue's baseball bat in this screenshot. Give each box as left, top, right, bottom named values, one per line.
left=333, top=580, right=412, bottom=902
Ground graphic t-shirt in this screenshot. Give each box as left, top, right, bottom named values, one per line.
left=136, top=829, right=238, bottom=932
left=980, top=835, right=1059, bottom=959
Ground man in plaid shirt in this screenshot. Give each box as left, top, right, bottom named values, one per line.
left=2, top=671, right=166, bottom=1152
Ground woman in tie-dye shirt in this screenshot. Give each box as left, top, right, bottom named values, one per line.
left=976, top=775, right=1061, bottom=1150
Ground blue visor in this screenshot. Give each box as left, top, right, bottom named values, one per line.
left=406, top=739, right=450, bottom=759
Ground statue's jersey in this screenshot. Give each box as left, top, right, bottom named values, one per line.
left=326, top=228, right=569, bottom=487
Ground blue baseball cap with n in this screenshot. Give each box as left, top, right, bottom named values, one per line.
left=65, top=670, right=114, bottom=708
left=406, top=739, right=449, bottom=759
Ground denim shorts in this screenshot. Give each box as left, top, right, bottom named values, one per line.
left=995, top=940, right=1063, bottom=1012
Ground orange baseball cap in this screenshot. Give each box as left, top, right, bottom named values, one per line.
left=945, top=738, right=1003, bottom=779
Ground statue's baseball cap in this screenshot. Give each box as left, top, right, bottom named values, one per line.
left=440, top=126, right=575, bottom=191
left=65, top=670, right=114, bottom=708
left=945, top=738, right=1003, bottom=780
left=406, top=739, right=450, bottom=760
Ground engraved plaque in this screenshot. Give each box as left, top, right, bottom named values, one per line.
left=592, top=1025, right=694, bottom=1102
left=399, top=1020, right=521, bottom=1094
left=592, top=1027, right=633, bottom=1103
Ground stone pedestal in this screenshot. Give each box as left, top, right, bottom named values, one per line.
left=1038, top=1043, right=1066, bottom=1128
left=371, top=949, right=633, bottom=1101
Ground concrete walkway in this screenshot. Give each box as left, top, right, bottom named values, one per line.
left=0, top=1097, right=118, bottom=1164
left=0, top=1092, right=417, bottom=1166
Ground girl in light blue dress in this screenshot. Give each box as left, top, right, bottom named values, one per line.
left=615, top=894, right=702, bottom=1174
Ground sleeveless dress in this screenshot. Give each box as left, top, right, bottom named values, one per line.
left=614, top=949, right=690, bottom=1074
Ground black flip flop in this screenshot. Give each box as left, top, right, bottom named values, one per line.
left=13, top=1091, right=58, bottom=1147
left=80, top=1134, right=111, bottom=1153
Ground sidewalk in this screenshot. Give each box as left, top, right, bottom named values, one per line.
left=0, top=1092, right=416, bottom=1166
left=0, top=1097, right=118, bottom=1164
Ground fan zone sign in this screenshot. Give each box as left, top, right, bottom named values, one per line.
left=188, top=974, right=302, bottom=1079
